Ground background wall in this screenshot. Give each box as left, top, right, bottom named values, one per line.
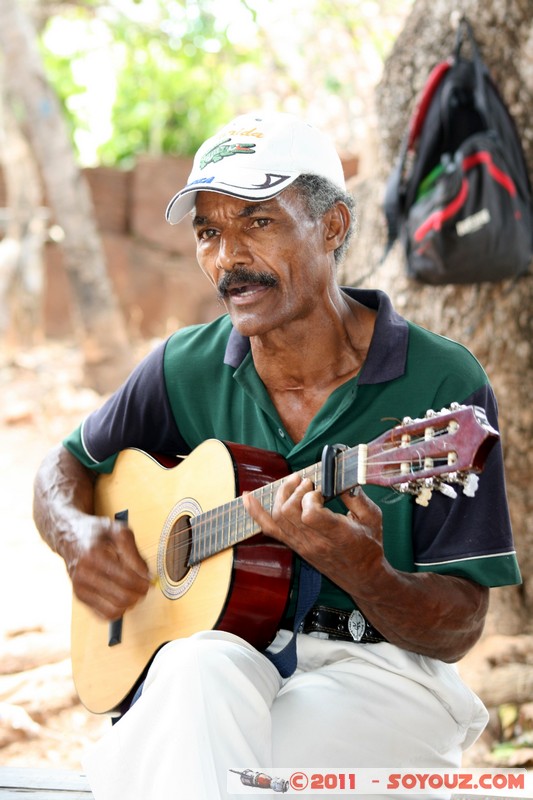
left=0, top=153, right=360, bottom=342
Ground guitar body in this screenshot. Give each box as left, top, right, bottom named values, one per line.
left=71, top=440, right=293, bottom=715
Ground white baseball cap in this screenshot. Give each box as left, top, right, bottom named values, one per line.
left=165, top=111, right=346, bottom=224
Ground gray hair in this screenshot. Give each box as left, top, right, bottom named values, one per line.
left=291, top=174, right=355, bottom=265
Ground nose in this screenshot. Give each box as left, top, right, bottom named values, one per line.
left=215, top=231, right=253, bottom=271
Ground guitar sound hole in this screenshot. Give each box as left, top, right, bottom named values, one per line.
left=165, top=516, right=192, bottom=583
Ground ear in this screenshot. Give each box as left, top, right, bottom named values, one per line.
left=323, top=201, right=351, bottom=253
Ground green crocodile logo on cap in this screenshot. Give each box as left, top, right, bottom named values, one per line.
left=200, top=138, right=256, bottom=169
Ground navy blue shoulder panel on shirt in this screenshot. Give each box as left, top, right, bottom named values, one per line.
left=81, top=339, right=190, bottom=464
left=412, top=383, right=515, bottom=566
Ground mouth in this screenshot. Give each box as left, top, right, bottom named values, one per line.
left=228, top=283, right=267, bottom=297
left=217, top=269, right=278, bottom=303
left=225, top=283, right=273, bottom=306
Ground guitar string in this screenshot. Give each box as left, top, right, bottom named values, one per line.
left=124, top=430, right=460, bottom=563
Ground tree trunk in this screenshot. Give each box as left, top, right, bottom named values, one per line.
left=0, top=100, right=47, bottom=347
left=0, top=0, right=133, bottom=393
left=341, top=0, right=533, bottom=635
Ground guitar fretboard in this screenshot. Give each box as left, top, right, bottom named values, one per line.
left=189, top=446, right=362, bottom=563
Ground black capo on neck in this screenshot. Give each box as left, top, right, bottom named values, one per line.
left=321, top=443, right=348, bottom=502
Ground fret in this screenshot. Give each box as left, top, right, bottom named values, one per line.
left=314, top=461, right=321, bottom=493
left=235, top=498, right=243, bottom=543
left=207, top=506, right=216, bottom=557
left=336, top=447, right=360, bottom=494
left=337, top=451, right=345, bottom=493
left=229, top=497, right=239, bottom=547
left=199, top=509, right=209, bottom=560
left=301, top=463, right=315, bottom=488
left=202, top=508, right=210, bottom=559
left=236, top=498, right=244, bottom=544
left=223, top=499, right=231, bottom=549
left=213, top=506, right=219, bottom=553
left=242, top=499, right=249, bottom=539
left=226, top=501, right=234, bottom=547
left=260, top=481, right=275, bottom=516
left=202, top=508, right=212, bottom=559
left=223, top=498, right=231, bottom=549
left=190, top=514, right=202, bottom=563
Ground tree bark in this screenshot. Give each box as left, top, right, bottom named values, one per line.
left=341, top=0, right=533, bottom=635
left=0, top=0, right=133, bottom=393
left=0, top=100, right=47, bottom=346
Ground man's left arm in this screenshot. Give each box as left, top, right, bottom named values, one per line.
left=243, top=476, right=488, bottom=663
left=332, top=484, right=489, bottom=662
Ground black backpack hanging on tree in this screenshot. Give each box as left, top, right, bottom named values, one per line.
left=383, top=16, right=533, bottom=285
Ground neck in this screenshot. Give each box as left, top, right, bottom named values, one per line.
left=250, top=291, right=376, bottom=391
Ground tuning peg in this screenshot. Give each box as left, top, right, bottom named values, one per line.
left=461, top=473, right=479, bottom=497
left=437, top=483, right=458, bottom=499
left=415, top=486, right=433, bottom=506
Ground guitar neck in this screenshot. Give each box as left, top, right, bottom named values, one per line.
left=188, top=404, right=499, bottom=564
left=189, top=446, right=361, bottom=564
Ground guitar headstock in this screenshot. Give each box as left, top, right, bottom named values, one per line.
left=364, top=404, right=499, bottom=505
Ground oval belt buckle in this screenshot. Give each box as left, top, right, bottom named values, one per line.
left=347, top=610, right=366, bottom=642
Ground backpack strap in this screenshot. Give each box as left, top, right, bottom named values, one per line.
left=408, top=60, right=453, bottom=149
left=382, top=132, right=409, bottom=253
left=446, top=17, right=491, bottom=128
left=460, top=17, right=490, bottom=121
left=383, top=59, right=451, bottom=253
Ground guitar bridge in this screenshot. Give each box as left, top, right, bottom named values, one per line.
left=108, top=509, right=128, bottom=647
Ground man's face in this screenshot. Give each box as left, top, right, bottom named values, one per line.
left=192, top=188, right=336, bottom=338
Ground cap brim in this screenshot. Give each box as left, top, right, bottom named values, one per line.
left=165, top=189, right=197, bottom=225
left=165, top=170, right=300, bottom=224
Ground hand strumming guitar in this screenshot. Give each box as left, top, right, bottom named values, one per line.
left=33, top=443, right=150, bottom=620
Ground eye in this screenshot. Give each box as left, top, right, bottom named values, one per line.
left=249, top=218, right=271, bottom=229
left=196, top=227, right=219, bottom=241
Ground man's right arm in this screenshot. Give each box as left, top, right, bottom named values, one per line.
left=33, top=444, right=151, bottom=620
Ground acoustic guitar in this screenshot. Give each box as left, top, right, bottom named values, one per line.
left=71, top=403, right=498, bottom=714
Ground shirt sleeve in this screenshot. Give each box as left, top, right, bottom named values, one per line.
left=63, top=339, right=191, bottom=472
left=411, top=383, right=521, bottom=587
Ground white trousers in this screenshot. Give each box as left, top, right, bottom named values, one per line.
left=83, top=630, right=488, bottom=800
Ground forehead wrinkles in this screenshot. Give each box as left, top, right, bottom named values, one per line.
left=193, top=189, right=311, bottom=228
left=193, top=197, right=274, bottom=222
left=193, top=201, right=273, bottom=229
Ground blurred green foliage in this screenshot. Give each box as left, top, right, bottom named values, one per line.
left=96, top=4, right=258, bottom=165
left=39, top=0, right=412, bottom=168
left=41, top=0, right=259, bottom=166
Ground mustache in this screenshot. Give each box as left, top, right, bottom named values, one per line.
left=217, top=267, right=278, bottom=299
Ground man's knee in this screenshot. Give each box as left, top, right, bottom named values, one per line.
left=144, top=630, right=280, bottom=701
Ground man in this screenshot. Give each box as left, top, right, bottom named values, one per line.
left=33, top=111, right=520, bottom=799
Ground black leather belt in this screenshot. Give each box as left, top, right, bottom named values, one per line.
left=300, top=605, right=387, bottom=644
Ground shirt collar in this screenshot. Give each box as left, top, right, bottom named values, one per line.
left=223, top=288, right=408, bottom=385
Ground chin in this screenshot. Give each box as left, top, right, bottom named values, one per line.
left=228, top=311, right=277, bottom=338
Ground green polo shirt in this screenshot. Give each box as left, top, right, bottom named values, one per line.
left=64, top=289, right=521, bottom=616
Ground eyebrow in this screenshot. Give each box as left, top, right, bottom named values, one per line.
left=239, top=202, right=273, bottom=218
left=192, top=201, right=274, bottom=229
